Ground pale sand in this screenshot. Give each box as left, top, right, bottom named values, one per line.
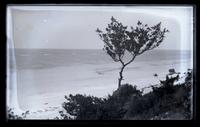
left=15, top=58, right=192, bottom=119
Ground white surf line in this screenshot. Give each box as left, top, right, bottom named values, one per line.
left=7, top=7, right=23, bottom=116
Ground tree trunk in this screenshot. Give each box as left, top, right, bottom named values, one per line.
left=118, top=55, right=136, bottom=88
left=118, top=65, right=125, bottom=88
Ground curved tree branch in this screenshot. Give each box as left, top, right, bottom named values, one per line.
left=124, top=55, right=136, bottom=67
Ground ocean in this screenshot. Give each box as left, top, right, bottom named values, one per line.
left=13, top=49, right=192, bottom=70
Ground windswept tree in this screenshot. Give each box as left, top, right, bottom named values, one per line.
left=96, top=17, right=169, bottom=88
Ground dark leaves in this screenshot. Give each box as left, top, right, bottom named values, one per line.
left=96, top=16, right=169, bottom=63
left=60, top=69, right=192, bottom=120
left=96, top=28, right=102, bottom=33
left=137, top=21, right=142, bottom=25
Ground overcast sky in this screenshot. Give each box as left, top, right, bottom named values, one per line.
left=7, top=6, right=193, bottom=50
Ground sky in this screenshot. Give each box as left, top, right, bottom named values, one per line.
left=7, top=6, right=193, bottom=50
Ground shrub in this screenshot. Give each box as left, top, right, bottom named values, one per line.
left=112, top=84, right=142, bottom=102
left=62, top=94, right=104, bottom=120
left=60, top=70, right=192, bottom=120
left=61, top=84, right=142, bottom=120
left=123, top=70, right=192, bottom=119
left=7, top=107, right=29, bottom=120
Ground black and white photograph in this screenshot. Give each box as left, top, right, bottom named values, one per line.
left=6, top=5, right=194, bottom=120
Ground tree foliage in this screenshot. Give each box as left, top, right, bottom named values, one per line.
left=96, top=17, right=169, bottom=87
left=96, top=16, right=169, bottom=61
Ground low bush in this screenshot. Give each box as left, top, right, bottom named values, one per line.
left=60, top=70, right=192, bottom=120
left=61, top=84, right=141, bottom=120
left=61, top=94, right=104, bottom=120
